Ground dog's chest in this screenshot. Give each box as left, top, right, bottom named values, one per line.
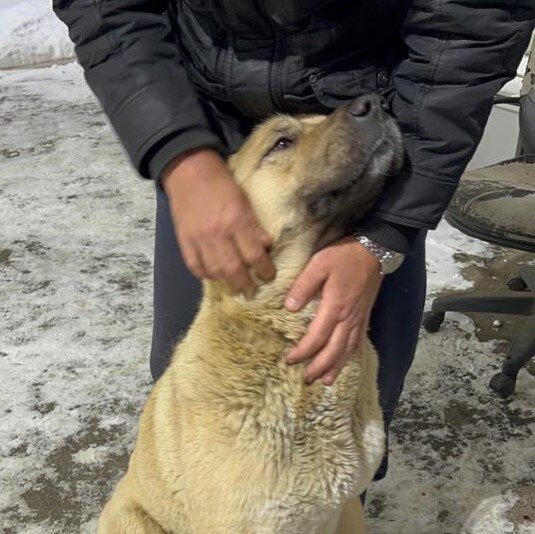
left=172, top=313, right=383, bottom=529
left=219, top=365, right=366, bottom=506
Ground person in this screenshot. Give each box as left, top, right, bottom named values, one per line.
left=53, top=0, right=534, bottom=484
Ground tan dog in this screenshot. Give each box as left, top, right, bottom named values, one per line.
left=99, top=95, right=403, bottom=534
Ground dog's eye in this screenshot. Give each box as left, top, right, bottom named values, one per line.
left=271, top=137, right=293, bottom=152
left=262, top=136, right=295, bottom=161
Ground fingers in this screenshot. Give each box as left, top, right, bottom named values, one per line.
left=253, top=221, right=273, bottom=250
left=200, top=237, right=254, bottom=293
left=320, top=323, right=360, bottom=386
left=167, top=164, right=275, bottom=290
left=303, top=321, right=351, bottom=384
left=346, top=322, right=362, bottom=352
left=286, top=271, right=354, bottom=362
left=303, top=315, right=371, bottom=386
left=285, top=256, right=328, bottom=312
left=357, top=318, right=370, bottom=346
left=178, top=237, right=210, bottom=280
left=234, top=228, right=275, bottom=282
left=186, top=223, right=273, bottom=293
left=286, top=295, right=342, bottom=363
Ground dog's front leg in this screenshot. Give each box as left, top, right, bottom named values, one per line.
left=334, top=498, right=366, bottom=534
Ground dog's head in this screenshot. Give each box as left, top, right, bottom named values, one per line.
left=229, top=94, right=403, bottom=261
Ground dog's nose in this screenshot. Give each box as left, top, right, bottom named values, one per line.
left=348, top=94, right=386, bottom=119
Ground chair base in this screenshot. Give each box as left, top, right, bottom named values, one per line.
left=423, top=267, right=535, bottom=398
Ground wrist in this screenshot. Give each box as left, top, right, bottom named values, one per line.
left=161, top=148, right=223, bottom=194
left=338, top=236, right=382, bottom=275
left=352, top=239, right=382, bottom=273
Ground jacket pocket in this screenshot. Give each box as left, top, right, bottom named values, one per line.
left=309, top=65, right=393, bottom=109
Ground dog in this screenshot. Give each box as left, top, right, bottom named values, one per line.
left=98, top=93, right=404, bottom=534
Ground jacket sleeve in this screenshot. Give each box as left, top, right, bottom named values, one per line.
left=370, top=0, right=535, bottom=230
left=52, top=0, right=227, bottom=180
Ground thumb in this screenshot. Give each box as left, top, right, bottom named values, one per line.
left=247, top=209, right=272, bottom=248
left=285, top=260, right=327, bottom=312
left=258, top=228, right=273, bottom=248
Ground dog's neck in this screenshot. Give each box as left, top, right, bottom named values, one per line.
left=203, top=238, right=317, bottom=344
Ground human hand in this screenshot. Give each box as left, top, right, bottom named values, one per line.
left=161, top=148, right=275, bottom=293
left=284, top=236, right=383, bottom=385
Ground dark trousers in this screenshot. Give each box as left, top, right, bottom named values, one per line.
left=149, top=100, right=427, bottom=481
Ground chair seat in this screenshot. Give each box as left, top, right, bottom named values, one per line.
left=445, top=155, right=535, bottom=252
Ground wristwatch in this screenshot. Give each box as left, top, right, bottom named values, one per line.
left=353, top=234, right=405, bottom=275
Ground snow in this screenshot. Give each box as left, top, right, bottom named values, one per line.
left=426, top=220, right=495, bottom=296
left=0, top=0, right=74, bottom=69
left=462, top=494, right=519, bottom=534
left=1, top=62, right=153, bottom=532
left=72, top=445, right=111, bottom=465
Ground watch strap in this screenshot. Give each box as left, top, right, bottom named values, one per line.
left=353, top=234, right=405, bottom=275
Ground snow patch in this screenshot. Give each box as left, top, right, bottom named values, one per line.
left=72, top=445, right=111, bottom=465
left=80, top=518, right=99, bottom=534
left=426, top=220, right=495, bottom=296
left=462, top=493, right=533, bottom=534
left=0, top=0, right=74, bottom=69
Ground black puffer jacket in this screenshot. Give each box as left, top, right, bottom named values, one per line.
left=53, top=0, right=534, bottom=251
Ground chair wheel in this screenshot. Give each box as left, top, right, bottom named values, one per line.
left=422, top=312, right=445, bottom=333
left=489, top=372, right=516, bottom=398
left=507, top=277, right=527, bottom=292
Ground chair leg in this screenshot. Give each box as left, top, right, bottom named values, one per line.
left=519, top=265, right=535, bottom=291
left=430, top=293, right=535, bottom=316
left=423, top=293, right=535, bottom=333
left=489, top=315, right=535, bottom=398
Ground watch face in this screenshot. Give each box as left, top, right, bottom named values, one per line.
left=382, top=253, right=405, bottom=274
